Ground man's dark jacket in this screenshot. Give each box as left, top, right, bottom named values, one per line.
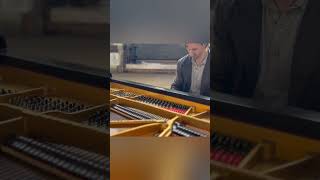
left=0, top=35, right=6, bottom=53
left=172, top=53, right=210, bottom=97
left=212, top=0, right=320, bottom=110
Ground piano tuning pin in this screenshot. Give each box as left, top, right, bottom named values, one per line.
left=211, top=132, right=253, bottom=166
left=134, top=95, right=190, bottom=114
left=6, top=95, right=91, bottom=113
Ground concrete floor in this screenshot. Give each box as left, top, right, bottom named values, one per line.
left=113, top=72, right=175, bottom=89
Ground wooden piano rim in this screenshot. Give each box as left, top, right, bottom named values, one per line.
left=111, top=78, right=210, bottom=105
left=111, top=123, right=166, bottom=137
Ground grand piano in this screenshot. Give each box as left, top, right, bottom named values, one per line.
left=211, top=92, right=320, bottom=180
left=110, top=78, right=210, bottom=137
left=0, top=54, right=109, bottom=179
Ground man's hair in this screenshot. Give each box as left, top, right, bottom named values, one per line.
left=200, top=43, right=209, bottom=47
left=185, top=42, right=209, bottom=48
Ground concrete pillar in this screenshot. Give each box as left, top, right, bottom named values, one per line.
left=110, top=43, right=124, bottom=73
left=21, top=0, right=48, bottom=35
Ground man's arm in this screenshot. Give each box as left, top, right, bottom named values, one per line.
left=171, top=59, right=184, bottom=91
left=211, top=0, right=236, bottom=94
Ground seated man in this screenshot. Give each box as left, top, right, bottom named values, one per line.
left=212, top=0, right=320, bottom=110
left=171, top=43, right=210, bottom=96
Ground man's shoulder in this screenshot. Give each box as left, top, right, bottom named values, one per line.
left=215, top=0, right=236, bottom=11
left=215, top=0, right=257, bottom=14
left=216, top=0, right=236, bottom=7
left=216, top=0, right=254, bottom=7
left=177, top=55, right=192, bottom=64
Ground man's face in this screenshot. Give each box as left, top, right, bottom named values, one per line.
left=186, top=43, right=206, bottom=59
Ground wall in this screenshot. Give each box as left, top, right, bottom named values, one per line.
left=0, top=0, right=34, bottom=34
